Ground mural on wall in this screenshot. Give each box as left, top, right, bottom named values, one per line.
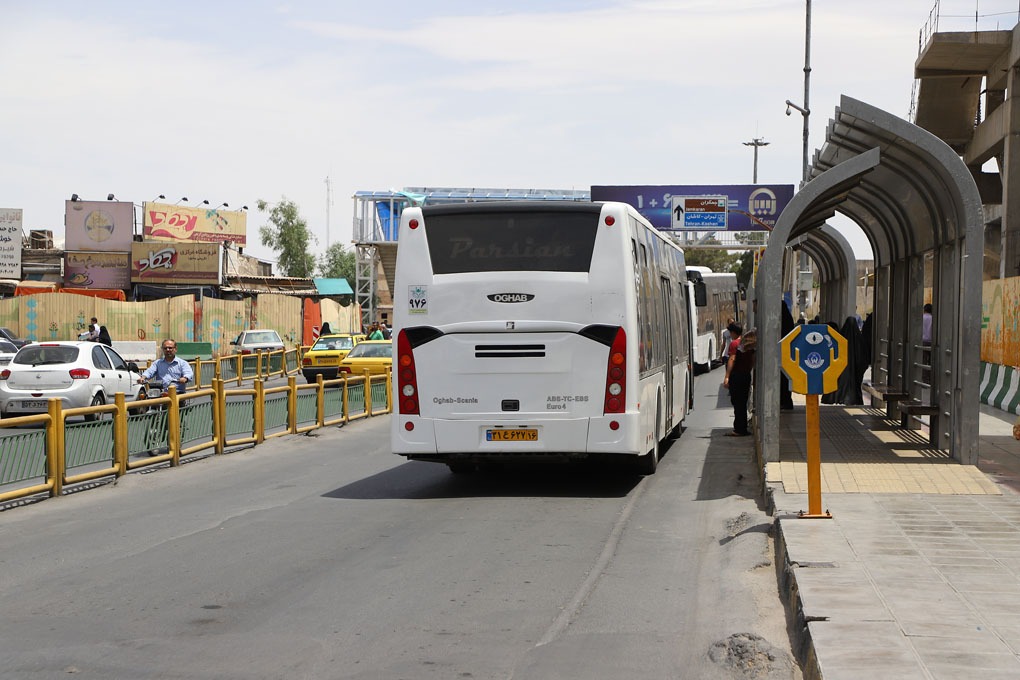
left=982, top=277, right=1020, bottom=367
left=0, top=294, right=363, bottom=356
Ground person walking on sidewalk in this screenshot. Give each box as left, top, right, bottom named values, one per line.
left=723, top=328, right=756, bottom=437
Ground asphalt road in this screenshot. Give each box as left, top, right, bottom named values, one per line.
left=0, top=372, right=800, bottom=680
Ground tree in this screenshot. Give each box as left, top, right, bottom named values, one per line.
left=256, top=198, right=316, bottom=278
left=683, top=247, right=742, bottom=273
left=318, top=242, right=356, bottom=284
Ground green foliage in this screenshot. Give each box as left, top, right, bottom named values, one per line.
left=735, top=251, right=755, bottom=290
left=318, top=242, right=356, bottom=285
left=683, top=248, right=742, bottom=274
left=256, top=198, right=317, bottom=278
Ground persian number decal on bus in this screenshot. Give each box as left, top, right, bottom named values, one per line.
left=407, top=285, right=428, bottom=314
left=391, top=201, right=694, bottom=475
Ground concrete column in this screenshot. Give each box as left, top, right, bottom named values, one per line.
left=1001, top=65, right=1020, bottom=278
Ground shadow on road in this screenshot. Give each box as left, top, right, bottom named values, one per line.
left=323, top=458, right=645, bottom=501
left=695, top=427, right=765, bottom=507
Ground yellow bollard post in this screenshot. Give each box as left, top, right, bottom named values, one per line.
left=48, top=398, right=63, bottom=497
left=114, top=392, right=128, bottom=476
left=255, top=380, right=266, bottom=444
left=781, top=324, right=844, bottom=520
left=168, top=385, right=181, bottom=466
left=213, top=378, right=225, bottom=455
left=287, top=375, right=297, bottom=433
left=316, top=374, right=325, bottom=427
left=805, top=393, right=824, bottom=517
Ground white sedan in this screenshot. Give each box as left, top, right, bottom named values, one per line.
left=0, top=340, right=18, bottom=366
left=0, top=341, right=146, bottom=419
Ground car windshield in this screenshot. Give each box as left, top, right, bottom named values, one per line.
left=348, top=343, right=391, bottom=358
left=0, top=341, right=17, bottom=353
left=313, top=336, right=354, bottom=351
left=14, top=345, right=79, bottom=365
left=244, top=331, right=281, bottom=344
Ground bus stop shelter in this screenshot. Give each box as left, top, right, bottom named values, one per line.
left=754, top=96, right=984, bottom=465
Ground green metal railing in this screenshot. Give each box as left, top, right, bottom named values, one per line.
left=0, top=370, right=391, bottom=505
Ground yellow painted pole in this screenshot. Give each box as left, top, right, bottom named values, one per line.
left=168, top=385, right=181, bottom=466
left=287, top=375, right=297, bottom=434
left=213, top=378, right=225, bottom=455
left=49, top=399, right=63, bottom=497
left=805, top=393, right=824, bottom=517
left=114, top=392, right=128, bottom=476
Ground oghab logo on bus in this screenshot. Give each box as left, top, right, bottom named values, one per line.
left=488, top=293, right=535, bottom=303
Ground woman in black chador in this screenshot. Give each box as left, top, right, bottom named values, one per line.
left=780, top=302, right=795, bottom=410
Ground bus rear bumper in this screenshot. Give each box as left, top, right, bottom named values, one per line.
left=391, top=414, right=643, bottom=458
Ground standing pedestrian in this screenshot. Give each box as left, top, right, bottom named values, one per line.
left=724, top=328, right=756, bottom=437
left=97, top=325, right=112, bottom=347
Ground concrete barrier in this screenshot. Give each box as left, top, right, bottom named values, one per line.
left=113, top=341, right=158, bottom=364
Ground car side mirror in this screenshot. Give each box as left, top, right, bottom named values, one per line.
left=126, top=362, right=140, bottom=373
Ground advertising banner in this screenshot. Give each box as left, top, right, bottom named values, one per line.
left=131, top=242, right=222, bottom=285
left=0, top=208, right=22, bottom=278
left=64, top=251, right=131, bottom=289
left=143, top=201, right=247, bottom=246
left=65, top=200, right=135, bottom=251
left=590, top=184, right=795, bottom=232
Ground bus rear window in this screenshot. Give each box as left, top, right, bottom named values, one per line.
left=424, top=211, right=599, bottom=274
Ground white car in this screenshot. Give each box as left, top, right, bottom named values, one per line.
left=0, top=340, right=18, bottom=366
left=0, top=341, right=146, bottom=419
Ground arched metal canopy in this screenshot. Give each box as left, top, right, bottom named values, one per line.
left=754, top=96, right=983, bottom=465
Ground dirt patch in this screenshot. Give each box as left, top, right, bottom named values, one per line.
left=708, top=632, right=796, bottom=679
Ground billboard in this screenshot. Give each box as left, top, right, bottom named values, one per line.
left=0, top=208, right=22, bottom=278
left=590, top=184, right=795, bottom=232
left=65, top=200, right=135, bottom=251
left=64, top=251, right=131, bottom=289
left=143, top=201, right=247, bottom=246
left=131, top=242, right=222, bottom=285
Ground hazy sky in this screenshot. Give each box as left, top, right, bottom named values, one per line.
left=3, top=1, right=1016, bottom=264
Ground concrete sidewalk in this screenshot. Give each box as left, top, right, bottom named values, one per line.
left=767, top=402, right=1020, bottom=680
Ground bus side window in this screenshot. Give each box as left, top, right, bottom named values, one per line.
left=694, top=280, right=708, bottom=307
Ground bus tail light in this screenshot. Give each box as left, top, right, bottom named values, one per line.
left=603, top=327, right=626, bottom=414
left=396, top=329, right=420, bottom=415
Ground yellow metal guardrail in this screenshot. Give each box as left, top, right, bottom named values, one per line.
left=0, top=368, right=390, bottom=506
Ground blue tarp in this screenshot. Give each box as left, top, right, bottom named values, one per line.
left=313, top=278, right=354, bottom=296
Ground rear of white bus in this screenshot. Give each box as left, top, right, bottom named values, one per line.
left=391, top=201, right=655, bottom=470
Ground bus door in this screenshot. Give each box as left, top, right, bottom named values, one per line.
left=661, top=276, right=675, bottom=433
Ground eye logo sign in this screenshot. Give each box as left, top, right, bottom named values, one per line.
left=488, top=293, right=535, bottom=303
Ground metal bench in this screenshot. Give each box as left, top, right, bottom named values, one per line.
left=863, top=383, right=908, bottom=405
left=899, top=399, right=938, bottom=429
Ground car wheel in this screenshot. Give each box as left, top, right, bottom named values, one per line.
left=85, top=393, right=106, bottom=421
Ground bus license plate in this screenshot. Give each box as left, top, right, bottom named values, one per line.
left=487, top=429, right=538, bottom=442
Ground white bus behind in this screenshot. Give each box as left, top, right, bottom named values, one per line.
left=391, top=201, right=692, bottom=474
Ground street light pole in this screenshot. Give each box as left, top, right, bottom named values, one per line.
left=743, top=137, right=770, bottom=183
left=784, top=0, right=811, bottom=184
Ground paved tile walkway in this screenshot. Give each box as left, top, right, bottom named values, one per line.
left=766, top=405, right=1001, bottom=495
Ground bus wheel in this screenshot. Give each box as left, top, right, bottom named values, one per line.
left=447, top=461, right=476, bottom=474
left=637, top=439, right=659, bottom=475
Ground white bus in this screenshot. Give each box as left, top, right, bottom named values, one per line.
left=390, top=201, right=693, bottom=474
left=685, top=266, right=740, bottom=373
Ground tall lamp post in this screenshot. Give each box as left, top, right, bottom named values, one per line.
left=785, top=0, right=811, bottom=184
left=785, top=0, right=812, bottom=319
left=743, top=137, right=769, bottom=183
